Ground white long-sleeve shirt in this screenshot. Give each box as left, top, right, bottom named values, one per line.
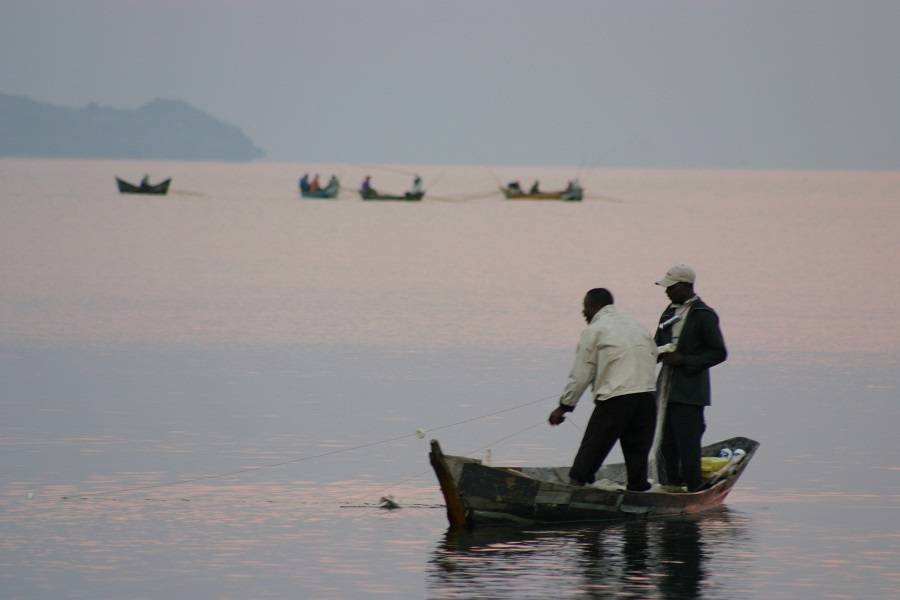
left=559, top=305, right=658, bottom=408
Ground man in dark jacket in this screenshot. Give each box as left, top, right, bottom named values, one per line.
left=654, top=264, right=727, bottom=491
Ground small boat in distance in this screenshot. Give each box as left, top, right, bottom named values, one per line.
left=429, top=436, right=758, bottom=528
left=116, top=176, right=171, bottom=195
left=359, top=175, right=425, bottom=201
left=502, top=179, right=583, bottom=201
left=300, top=174, right=340, bottom=198
left=359, top=190, right=425, bottom=201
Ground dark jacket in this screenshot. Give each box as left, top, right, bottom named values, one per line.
left=654, top=297, right=727, bottom=406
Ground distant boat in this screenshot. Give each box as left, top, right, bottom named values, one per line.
left=116, top=177, right=171, bottom=195
left=358, top=175, right=425, bottom=201
left=501, top=183, right=583, bottom=201
left=429, top=436, right=759, bottom=528
left=359, top=190, right=425, bottom=202
left=299, top=175, right=340, bottom=199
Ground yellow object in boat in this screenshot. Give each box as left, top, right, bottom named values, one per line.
left=701, top=456, right=730, bottom=477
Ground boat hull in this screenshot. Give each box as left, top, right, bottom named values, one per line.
left=359, top=191, right=424, bottom=201
left=501, top=187, right=582, bottom=201
left=300, top=181, right=340, bottom=198
left=430, top=436, right=758, bottom=528
left=116, top=177, right=171, bottom=195
left=300, top=177, right=340, bottom=198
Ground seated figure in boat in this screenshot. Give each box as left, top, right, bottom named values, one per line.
left=530, top=180, right=541, bottom=194
left=360, top=175, right=377, bottom=196
left=309, top=173, right=321, bottom=192
left=564, top=179, right=583, bottom=196
left=507, top=180, right=522, bottom=193
left=140, top=174, right=150, bottom=188
left=327, top=174, right=338, bottom=190
left=406, top=175, right=423, bottom=198
left=299, top=174, right=310, bottom=192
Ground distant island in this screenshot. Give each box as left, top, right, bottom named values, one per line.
left=0, top=93, right=264, bottom=161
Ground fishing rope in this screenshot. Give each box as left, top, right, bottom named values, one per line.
left=63, top=432, right=417, bottom=498
left=342, top=420, right=549, bottom=508
left=63, top=392, right=558, bottom=499
left=482, top=166, right=502, bottom=187
left=461, top=421, right=545, bottom=459
left=423, top=393, right=556, bottom=435
left=427, top=189, right=501, bottom=202
left=423, top=172, right=444, bottom=191
left=565, top=414, right=584, bottom=433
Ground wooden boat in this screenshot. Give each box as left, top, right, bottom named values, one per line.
left=359, top=190, right=425, bottom=202
left=501, top=185, right=583, bottom=202
left=300, top=176, right=340, bottom=198
left=116, top=177, right=171, bottom=195
left=429, top=436, right=758, bottom=528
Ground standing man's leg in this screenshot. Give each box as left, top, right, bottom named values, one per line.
left=619, top=392, right=657, bottom=491
left=570, top=398, right=626, bottom=484
left=667, top=403, right=706, bottom=491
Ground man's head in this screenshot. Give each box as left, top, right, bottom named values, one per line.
left=655, top=264, right=695, bottom=304
left=583, top=288, right=614, bottom=323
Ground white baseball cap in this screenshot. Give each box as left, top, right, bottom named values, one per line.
left=655, top=264, right=696, bottom=287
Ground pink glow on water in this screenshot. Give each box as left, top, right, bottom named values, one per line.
left=3, top=159, right=900, bottom=356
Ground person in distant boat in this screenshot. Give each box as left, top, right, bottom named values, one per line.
left=406, top=175, right=423, bottom=197
left=529, top=180, right=540, bottom=194
left=299, top=174, right=310, bottom=192
left=563, top=178, right=583, bottom=199
left=653, top=264, right=727, bottom=492
left=564, top=179, right=582, bottom=193
left=507, top=180, right=522, bottom=192
left=361, top=175, right=376, bottom=196
left=327, top=174, right=338, bottom=189
left=548, top=288, right=658, bottom=491
left=140, top=174, right=150, bottom=188
left=310, top=174, right=321, bottom=192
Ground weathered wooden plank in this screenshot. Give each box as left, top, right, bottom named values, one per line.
left=429, top=440, right=468, bottom=528
left=458, top=462, right=540, bottom=506
left=534, top=487, right=572, bottom=505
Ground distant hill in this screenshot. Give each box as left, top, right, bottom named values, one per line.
left=0, top=93, right=264, bottom=161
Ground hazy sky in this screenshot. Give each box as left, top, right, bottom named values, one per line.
left=3, top=0, right=899, bottom=168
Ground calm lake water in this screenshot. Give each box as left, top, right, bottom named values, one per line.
left=2, top=159, right=899, bottom=598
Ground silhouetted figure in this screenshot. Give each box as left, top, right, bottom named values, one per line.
left=548, top=288, right=658, bottom=491
left=654, top=264, right=727, bottom=491
left=406, top=175, right=423, bottom=198
left=361, top=175, right=376, bottom=196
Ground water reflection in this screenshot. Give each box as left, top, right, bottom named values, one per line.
left=428, top=508, right=750, bottom=599
left=657, top=518, right=702, bottom=599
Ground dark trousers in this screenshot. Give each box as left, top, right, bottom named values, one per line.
left=569, top=392, right=657, bottom=491
left=659, top=402, right=706, bottom=491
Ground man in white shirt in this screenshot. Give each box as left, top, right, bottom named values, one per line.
left=548, top=288, right=658, bottom=491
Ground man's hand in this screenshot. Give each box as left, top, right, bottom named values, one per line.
left=661, top=352, right=685, bottom=367
left=548, top=406, right=569, bottom=426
